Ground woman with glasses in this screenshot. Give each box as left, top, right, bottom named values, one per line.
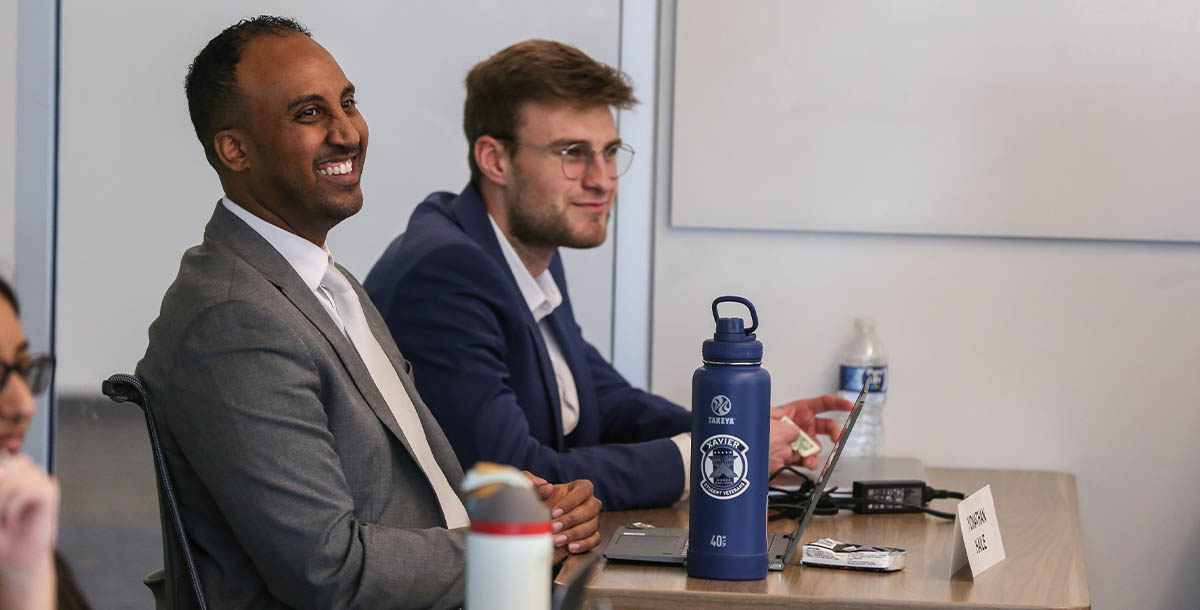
left=0, top=277, right=89, bottom=610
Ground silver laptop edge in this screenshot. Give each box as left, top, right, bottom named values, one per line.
left=778, top=382, right=870, bottom=566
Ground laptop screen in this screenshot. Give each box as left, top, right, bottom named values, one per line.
left=780, top=382, right=870, bottom=564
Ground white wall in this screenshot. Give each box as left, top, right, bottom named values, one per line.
left=0, top=0, right=16, bottom=279
left=648, top=6, right=1200, bottom=610
left=650, top=228, right=1200, bottom=608
left=56, top=0, right=619, bottom=394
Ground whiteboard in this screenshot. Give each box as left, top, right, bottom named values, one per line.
left=670, top=0, right=1200, bottom=242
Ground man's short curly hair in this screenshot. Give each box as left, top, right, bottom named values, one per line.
left=184, top=16, right=311, bottom=165
left=463, top=40, right=637, bottom=186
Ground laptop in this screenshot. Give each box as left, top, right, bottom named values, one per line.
left=602, top=382, right=869, bottom=571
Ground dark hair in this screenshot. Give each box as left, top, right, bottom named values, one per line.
left=0, top=276, right=17, bottom=316
left=55, top=553, right=94, bottom=610
left=463, top=39, right=637, bottom=186
left=184, top=15, right=311, bottom=165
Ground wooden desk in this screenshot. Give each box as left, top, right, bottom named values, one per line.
left=559, top=468, right=1089, bottom=609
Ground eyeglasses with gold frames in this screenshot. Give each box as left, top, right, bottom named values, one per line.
left=503, top=139, right=635, bottom=180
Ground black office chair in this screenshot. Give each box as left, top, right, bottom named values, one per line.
left=102, top=373, right=207, bottom=610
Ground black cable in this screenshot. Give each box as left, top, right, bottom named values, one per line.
left=924, top=487, right=965, bottom=502
left=767, top=467, right=963, bottom=521
left=828, top=496, right=957, bottom=520
left=768, top=500, right=840, bottom=520
left=767, top=485, right=843, bottom=520
left=770, top=465, right=814, bottom=482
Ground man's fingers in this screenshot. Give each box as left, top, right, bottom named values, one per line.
left=523, top=471, right=554, bottom=499
left=552, top=494, right=600, bottom=535
left=771, top=396, right=852, bottom=441
left=567, top=531, right=602, bottom=554
left=549, top=480, right=594, bottom=514
left=541, top=479, right=600, bottom=553
left=523, top=470, right=549, bottom=487
left=768, top=418, right=800, bottom=469
left=802, top=395, right=853, bottom=415
left=541, top=485, right=573, bottom=517
left=774, top=395, right=852, bottom=417
left=553, top=507, right=599, bottom=548
left=812, top=416, right=842, bottom=442
left=769, top=418, right=799, bottom=444
left=769, top=446, right=797, bottom=474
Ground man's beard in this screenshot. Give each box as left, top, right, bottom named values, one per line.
left=270, top=171, right=363, bottom=230
left=504, top=166, right=608, bottom=250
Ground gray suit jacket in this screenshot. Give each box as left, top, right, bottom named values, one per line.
left=137, top=203, right=467, bottom=609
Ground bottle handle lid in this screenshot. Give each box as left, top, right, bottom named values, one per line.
left=711, top=296, right=758, bottom=335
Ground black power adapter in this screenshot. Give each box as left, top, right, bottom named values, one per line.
left=850, top=480, right=932, bottom=514
left=767, top=467, right=966, bottom=521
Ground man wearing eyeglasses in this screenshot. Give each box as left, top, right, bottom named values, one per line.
left=364, top=40, right=850, bottom=510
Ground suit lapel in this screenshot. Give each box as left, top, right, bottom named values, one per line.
left=204, top=204, right=425, bottom=468
left=451, top=186, right=566, bottom=448
left=353, top=266, right=465, bottom=485
left=543, top=264, right=595, bottom=442
left=525, top=324, right=566, bottom=449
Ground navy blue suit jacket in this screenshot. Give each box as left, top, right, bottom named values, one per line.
left=364, top=184, right=690, bottom=509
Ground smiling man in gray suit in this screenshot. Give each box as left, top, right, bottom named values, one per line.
left=136, top=17, right=600, bottom=610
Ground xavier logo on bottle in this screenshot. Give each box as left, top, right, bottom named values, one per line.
left=699, top=434, right=750, bottom=500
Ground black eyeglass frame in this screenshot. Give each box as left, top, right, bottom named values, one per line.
left=0, top=354, right=55, bottom=395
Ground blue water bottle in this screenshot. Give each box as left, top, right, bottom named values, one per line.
left=687, top=296, right=770, bottom=580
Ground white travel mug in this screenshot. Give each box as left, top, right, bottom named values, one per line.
left=463, top=462, right=552, bottom=610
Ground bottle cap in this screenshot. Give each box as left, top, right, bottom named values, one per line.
left=703, top=296, right=764, bottom=363
left=463, top=462, right=550, bottom=531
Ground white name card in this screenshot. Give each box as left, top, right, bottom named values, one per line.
left=950, top=484, right=1006, bottom=578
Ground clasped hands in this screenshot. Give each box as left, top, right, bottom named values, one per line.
left=768, top=394, right=854, bottom=473
left=522, top=472, right=601, bottom=565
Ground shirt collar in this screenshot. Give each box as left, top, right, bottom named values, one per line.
left=488, top=214, right=562, bottom=322
left=221, top=197, right=333, bottom=292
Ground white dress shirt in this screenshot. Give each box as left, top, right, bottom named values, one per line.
left=221, top=198, right=347, bottom=336
left=488, top=215, right=581, bottom=435
left=488, top=216, right=691, bottom=498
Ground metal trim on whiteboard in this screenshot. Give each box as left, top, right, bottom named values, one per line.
left=611, top=0, right=661, bottom=389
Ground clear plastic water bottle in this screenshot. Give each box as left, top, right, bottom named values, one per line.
left=837, top=317, right=888, bottom=457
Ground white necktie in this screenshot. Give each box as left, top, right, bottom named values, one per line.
left=320, top=265, right=470, bottom=529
